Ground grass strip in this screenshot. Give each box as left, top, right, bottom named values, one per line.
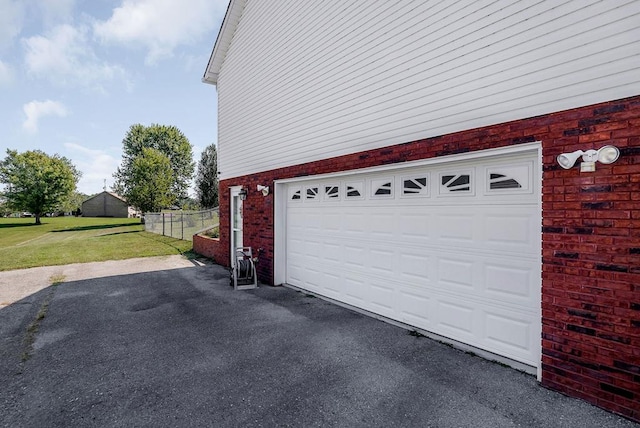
left=21, top=288, right=54, bottom=362
left=0, top=217, right=193, bottom=271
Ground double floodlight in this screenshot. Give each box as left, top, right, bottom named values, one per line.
left=556, top=145, right=620, bottom=172
left=238, top=185, right=270, bottom=200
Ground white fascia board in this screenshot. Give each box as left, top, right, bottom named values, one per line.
left=274, top=142, right=542, bottom=185
left=202, top=0, right=247, bottom=85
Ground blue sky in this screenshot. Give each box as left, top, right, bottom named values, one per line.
left=0, top=0, right=227, bottom=195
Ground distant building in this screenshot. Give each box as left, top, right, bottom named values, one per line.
left=82, top=192, right=136, bottom=218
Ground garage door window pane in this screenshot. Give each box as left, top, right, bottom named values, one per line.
left=345, top=182, right=364, bottom=199
left=324, top=185, right=340, bottom=200
left=290, top=187, right=302, bottom=201
left=306, top=187, right=319, bottom=200
left=441, top=174, right=471, bottom=193
left=486, top=163, right=531, bottom=194
left=403, top=177, right=429, bottom=196
left=376, top=184, right=392, bottom=195
left=371, top=178, right=394, bottom=198
left=489, top=174, right=522, bottom=189
left=347, top=187, right=360, bottom=197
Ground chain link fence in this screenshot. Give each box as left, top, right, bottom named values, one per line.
left=144, top=208, right=219, bottom=241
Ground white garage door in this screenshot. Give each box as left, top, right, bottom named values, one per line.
left=284, top=150, right=541, bottom=367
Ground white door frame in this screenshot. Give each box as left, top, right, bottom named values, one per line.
left=229, top=186, right=244, bottom=267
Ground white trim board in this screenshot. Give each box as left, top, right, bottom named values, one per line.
left=275, top=142, right=541, bottom=185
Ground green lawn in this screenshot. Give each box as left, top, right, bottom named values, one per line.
left=0, top=217, right=193, bottom=271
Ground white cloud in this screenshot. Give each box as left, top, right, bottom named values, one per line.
left=0, top=59, right=12, bottom=85
left=38, top=0, right=76, bottom=27
left=22, top=100, right=69, bottom=134
left=94, top=0, right=225, bottom=64
left=0, top=0, right=24, bottom=48
left=183, top=53, right=209, bottom=73
left=63, top=142, right=120, bottom=194
left=23, top=24, right=126, bottom=90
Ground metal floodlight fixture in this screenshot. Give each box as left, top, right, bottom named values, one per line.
left=239, top=188, right=248, bottom=200
left=556, top=150, right=583, bottom=169
left=556, top=145, right=620, bottom=172
left=596, top=145, right=621, bottom=164
left=256, top=185, right=270, bottom=196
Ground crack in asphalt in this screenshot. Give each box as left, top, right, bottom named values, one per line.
left=20, top=287, right=55, bottom=364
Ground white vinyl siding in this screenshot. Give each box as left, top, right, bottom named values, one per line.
left=216, top=0, right=640, bottom=179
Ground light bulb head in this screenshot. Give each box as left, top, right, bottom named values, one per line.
left=557, top=150, right=583, bottom=169
left=597, top=145, right=620, bottom=164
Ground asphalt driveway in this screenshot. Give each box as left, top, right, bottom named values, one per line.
left=0, top=257, right=636, bottom=427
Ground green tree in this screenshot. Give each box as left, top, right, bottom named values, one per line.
left=177, top=196, right=200, bottom=211
left=60, top=191, right=89, bottom=216
left=0, top=149, right=81, bottom=224
left=195, top=144, right=219, bottom=208
left=0, top=197, right=11, bottom=217
left=121, top=147, right=174, bottom=213
left=113, top=123, right=194, bottom=200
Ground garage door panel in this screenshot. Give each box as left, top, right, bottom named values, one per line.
left=369, top=281, right=396, bottom=316
left=435, top=213, right=475, bottom=242
left=304, top=213, right=322, bottom=230
left=368, top=248, right=395, bottom=275
left=399, top=252, right=431, bottom=282
left=483, top=210, right=538, bottom=253
left=323, top=242, right=342, bottom=263
left=344, top=276, right=367, bottom=305
left=321, top=212, right=342, bottom=231
left=285, top=150, right=541, bottom=368
left=300, top=282, right=321, bottom=295
left=368, top=212, right=397, bottom=238
left=398, top=290, right=433, bottom=328
left=287, top=249, right=305, bottom=265
left=323, top=272, right=343, bottom=297
left=484, top=309, right=538, bottom=365
left=437, top=258, right=476, bottom=290
left=436, top=300, right=476, bottom=336
left=399, top=212, right=432, bottom=241
left=305, top=240, right=322, bottom=260
left=287, top=264, right=305, bottom=286
left=344, top=245, right=366, bottom=269
left=342, top=210, right=366, bottom=233
left=288, top=236, right=305, bottom=253
left=484, top=261, right=537, bottom=305
left=287, top=209, right=305, bottom=227
left=485, top=312, right=533, bottom=352
left=292, top=249, right=538, bottom=342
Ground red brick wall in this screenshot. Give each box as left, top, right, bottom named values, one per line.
left=198, top=95, right=640, bottom=422
left=192, top=234, right=226, bottom=265
left=540, top=100, right=640, bottom=421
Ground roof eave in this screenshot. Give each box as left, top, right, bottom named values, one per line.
left=202, top=0, right=247, bottom=86
left=202, top=71, right=219, bottom=85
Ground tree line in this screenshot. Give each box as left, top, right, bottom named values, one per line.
left=1, top=123, right=219, bottom=224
